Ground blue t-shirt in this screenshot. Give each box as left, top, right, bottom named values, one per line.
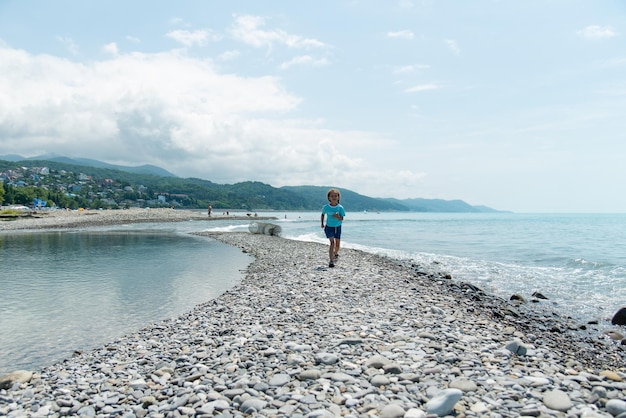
left=322, top=203, right=345, bottom=227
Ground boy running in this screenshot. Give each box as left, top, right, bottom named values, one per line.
left=321, top=188, right=345, bottom=268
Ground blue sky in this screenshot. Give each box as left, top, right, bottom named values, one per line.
left=1, top=1, right=625, bottom=212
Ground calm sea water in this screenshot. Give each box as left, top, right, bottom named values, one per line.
left=0, top=225, right=252, bottom=376
left=1, top=211, right=625, bottom=375
left=269, top=211, right=626, bottom=327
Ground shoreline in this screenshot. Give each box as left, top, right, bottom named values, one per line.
left=0, top=208, right=277, bottom=232
left=1, top=215, right=625, bottom=416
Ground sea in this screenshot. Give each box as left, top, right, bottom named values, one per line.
left=1, top=211, right=625, bottom=375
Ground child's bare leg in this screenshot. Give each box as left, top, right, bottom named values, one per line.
left=328, top=238, right=336, bottom=261
left=335, top=239, right=340, bottom=257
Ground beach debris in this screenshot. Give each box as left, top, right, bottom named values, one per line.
left=248, top=221, right=281, bottom=236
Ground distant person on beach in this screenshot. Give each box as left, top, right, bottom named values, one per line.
left=321, top=188, right=345, bottom=268
left=208, top=205, right=212, bottom=217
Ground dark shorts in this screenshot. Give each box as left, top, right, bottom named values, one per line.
left=324, top=225, right=342, bottom=239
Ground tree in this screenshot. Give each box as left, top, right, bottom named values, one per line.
left=0, top=182, right=4, bottom=205
left=13, top=187, right=37, bottom=205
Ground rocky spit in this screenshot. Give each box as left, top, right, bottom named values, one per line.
left=0, top=208, right=273, bottom=232
left=1, top=216, right=626, bottom=417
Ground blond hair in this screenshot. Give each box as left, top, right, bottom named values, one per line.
left=327, top=188, right=341, bottom=202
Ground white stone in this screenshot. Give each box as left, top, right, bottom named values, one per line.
left=425, top=388, right=463, bottom=416
left=404, top=408, right=427, bottom=418
left=543, top=389, right=572, bottom=412
left=269, top=373, right=291, bottom=386
left=379, top=403, right=405, bottom=418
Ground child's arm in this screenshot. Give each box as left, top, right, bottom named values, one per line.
left=321, top=213, right=325, bottom=228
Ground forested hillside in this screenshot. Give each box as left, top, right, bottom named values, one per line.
left=0, top=159, right=501, bottom=212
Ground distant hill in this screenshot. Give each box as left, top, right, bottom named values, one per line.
left=0, top=154, right=177, bottom=177
left=384, top=197, right=502, bottom=213
left=0, top=154, right=25, bottom=162
left=282, top=186, right=409, bottom=212
left=281, top=186, right=503, bottom=213
left=0, top=156, right=504, bottom=212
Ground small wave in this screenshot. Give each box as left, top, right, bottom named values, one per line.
left=276, top=217, right=310, bottom=223
left=203, top=225, right=248, bottom=233
left=286, top=232, right=327, bottom=244
left=570, top=257, right=609, bottom=269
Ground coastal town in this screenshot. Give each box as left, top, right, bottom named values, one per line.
left=0, top=164, right=189, bottom=210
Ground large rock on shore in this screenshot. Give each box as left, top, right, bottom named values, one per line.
left=611, top=307, right=626, bottom=326
left=0, top=370, right=33, bottom=390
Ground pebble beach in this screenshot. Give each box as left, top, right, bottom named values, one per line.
left=0, top=208, right=270, bottom=231
left=1, top=210, right=626, bottom=417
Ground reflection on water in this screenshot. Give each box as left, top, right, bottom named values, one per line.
left=0, top=230, right=252, bottom=375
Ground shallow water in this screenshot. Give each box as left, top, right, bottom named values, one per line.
left=245, top=211, right=626, bottom=326
left=0, top=228, right=252, bottom=375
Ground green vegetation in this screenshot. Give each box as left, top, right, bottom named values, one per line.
left=0, top=209, right=23, bottom=216
left=0, top=160, right=320, bottom=210
left=0, top=208, right=33, bottom=221
left=0, top=159, right=501, bottom=212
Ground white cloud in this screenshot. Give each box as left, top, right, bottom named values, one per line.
left=279, top=55, right=329, bottom=70
left=387, top=30, right=414, bottom=40
left=344, top=168, right=427, bottom=199
left=230, top=14, right=326, bottom=50
left=397, top=1, right=414, bottom=10
left=578, top=25, right=618, bottom=40
left=404, top=83, right=440, bottom=93
left=57, top=36, right=79, bottom=55
left=444, top=39, right=460, bottom=55
left=103, top=42, right=119, bottom=55
left=218, top=49, right=240, bottom=61
left=0, top=43, right=422, bottom=196
left=166, top=29, right=219, bottom=47
left=0, top=46, right=297, bottom=158
left=393, top=64, right=430, bottom=74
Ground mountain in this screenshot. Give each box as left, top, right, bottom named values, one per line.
left=284, top=187, right=503, bottom=212
left=0, top=156, right=504, bottom=212
left=282, top=186, right=410, bottom=212
left=0, top=154, right=26, bottom=162
left=0, top=154, right=177, bottom=177
left=385, top=197, right=502, bottom=213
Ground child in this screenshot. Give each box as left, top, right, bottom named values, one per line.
left=321, top=188, right=345, bottom=268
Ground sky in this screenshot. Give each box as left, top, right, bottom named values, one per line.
left=0, top=1, right=625, bottom=213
